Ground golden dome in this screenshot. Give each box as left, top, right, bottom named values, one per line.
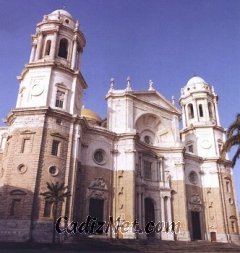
left=81, top=107, right=101, bottom=124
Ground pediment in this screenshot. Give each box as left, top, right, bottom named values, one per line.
left=20, top=130, right=36, bottom=135
left=10, top=189, right=27, bottom=195
left=133, top=91, right=180, bottom=115
left=50, top=132, right=67, bottom=140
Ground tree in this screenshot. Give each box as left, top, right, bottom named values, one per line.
left=221, top=114, right=240, bottom=167
left=40, top=181, right=71, bottom=244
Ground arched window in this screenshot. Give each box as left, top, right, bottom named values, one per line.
left=45, top=40, right=51, bottom=56
left=144, top=135, right=151, bottom=144
left=199, top=104, right=203, bottom=117
left=208, top=102, right=213, bottom=120
left=143, top=160, right=152, bottom=180
left=55, top=90, right=65, bottom=108
left=188, top=103, right=194, bottom=119
left=9, top=189, right=26, bottom=218
left=58, top=38, right=68, bottom=59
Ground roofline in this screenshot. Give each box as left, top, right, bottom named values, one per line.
left=106, top=90, right=181, bottom=116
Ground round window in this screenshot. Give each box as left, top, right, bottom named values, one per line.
left=49, top=166, right=59, bottom=176
left=93, top=149, right=106, bottom=165
left=188, top=171, right=198, bottom=185
left=144, top=135, right=151, bottom=144
left=17, top=164, right=27, bottom=174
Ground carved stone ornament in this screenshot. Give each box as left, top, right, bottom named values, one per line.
left=201, top=139, right=212, bottom=149
left=165, top=171, right=171, bottom=182
left=87, top=178, right=108, bottom=200
left=189, top=194, right=202, bottom=205
left=89, top=177, right=108, bottom=190
left=189, top=194, right=202, bottom=212
left=31, top=83, right=44, bottom=96
left=87, top=190, right=105, bottom=199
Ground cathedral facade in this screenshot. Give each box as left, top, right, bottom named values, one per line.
left=0, top=10, right=239, bottom=243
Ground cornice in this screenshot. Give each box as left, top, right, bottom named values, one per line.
left=179, top=90, right=217, bottom=103
left=184, top=152, right=204, bottom=163
left=180, top=124, right=225, bottom=134
left=17, top=63, right=88, bottom=89
left=6, top=107, right=75, bottom=125
left=78, top=117, right=117, bottom=140
left=106, top=91, right=180, bottom=117
left=135, top=137, right=184, bottom=154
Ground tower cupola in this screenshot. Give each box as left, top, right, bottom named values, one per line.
left=29, top=9, right=86, bottom=71
left=179, top=76, right=220, bottom=128
left=16, top=10, right=87, bottom=115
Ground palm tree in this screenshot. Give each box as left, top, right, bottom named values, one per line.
left=221, top=114, right=240, bottom=167
left=40, top=181, right=71, bottom=244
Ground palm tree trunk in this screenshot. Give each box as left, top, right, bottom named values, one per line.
left=53, top=201, right=58, bottom=244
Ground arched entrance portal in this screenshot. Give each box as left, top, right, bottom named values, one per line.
left=89, top=198, right=104, bottom=223
left=191, top=211, right=202, bottom=240
left=145, top=197, right=155, bottom=238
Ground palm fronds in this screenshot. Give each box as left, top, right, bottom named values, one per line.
left=40, top=181, right=71, bottom=202
left=221, top=114, right=240, bottom=167
left=40, top=181, right=71, bottom=243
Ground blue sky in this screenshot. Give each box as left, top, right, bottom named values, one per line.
left=0, top=0, right=240, bottom=205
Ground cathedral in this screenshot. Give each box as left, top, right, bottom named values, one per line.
left=0, top=9, right=239, bottom=244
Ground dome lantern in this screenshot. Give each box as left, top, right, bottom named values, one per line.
left=179, top=76, right=220, bottom=128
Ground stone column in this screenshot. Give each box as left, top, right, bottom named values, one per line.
left=204, top=99, right=209, bottom=121
left=186, top=104, right=191, bottom=125
left=161, top=196, right=165, bottom=222
left=71, top=36, right=77, bottom=69
left=77, top=51, right=81, bottom=69
left=35, top=33, right=43, bottom=60
left=141, top=193, right=145, bottom=229
left=167, top=197, right=172, bottom=222
left=161, top=160, right=164, bottom=182
left=138, top=193, right=142, bottom=226
left=157, top=161, right=160, bottom=181
left=213, top=99, right=220, bottom=125
left=182, top=105, right=186, bottom=128
left=29, top=43, right=37, bottom=63
left=158, top=158, right=163, bottom=181
left=193, top=99, right=199, bottom=122
left=50, top=31, right=58, bottom=60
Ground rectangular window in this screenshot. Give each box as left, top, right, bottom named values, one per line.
left=51, top=140, right=60, bottom=156
left=10, top=199, right=21, bottom=217
left=21, top=138, right=31, bottom=153
left=43, top=201, right=52, bottom=217
left=55, top=90, right=65, bottom=108
left=199, top=104, right=204, bottom=117
left=188, top=145, right=193, bottom=153
left=226, top=181, right=230, bottom=193
left=231, top=221, right=235, bottom=233
left=144, top=161, right=152, bottom=180
left=218, top=144, right=222, bottom=154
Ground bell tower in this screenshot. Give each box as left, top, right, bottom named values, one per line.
left=16, top=10, right=87, bottom=115
left=0, top=10, right=87, bottom=242
left=179, top=76, right=223, bottom=157
left=180, top=76, right=239, bottom=243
